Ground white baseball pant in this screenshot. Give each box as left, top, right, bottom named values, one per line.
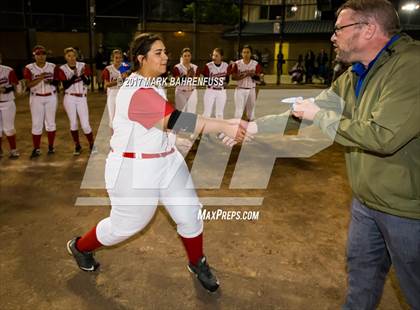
left=203, top=89, right=226, bottom=119
left=106, top=92, right=117, bottom=128
left=63, top=94, right=92, bottom=134
left=234, top=88, right=256, bottom=121
left=96, top=150, right=203, bottom=246
left=0, top=100, right=16, bottom=136
left=175, top=89, right=198, bottom=113
left=29, top=95, right=57, bottom=135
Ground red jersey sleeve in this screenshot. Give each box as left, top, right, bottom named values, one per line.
left=203, top=65, right=210, bottom=77
left=230, top=63, right=238, bottom=74
left=102, top=68, right=110, bottom=82
left=8, top=70, right=18, bottom=85
left=195, top=67, right=200, bottom=77
left=128, top=88, right=175, bottom=129
left=255, top=63, right=263, bottom=74
left=83, top=65, right=92, bottom=76
left=172, top=66, right=181, bottom=77
left=23, top=67, right=32, bottom=81
left=56, top=68, right=67, bottom=81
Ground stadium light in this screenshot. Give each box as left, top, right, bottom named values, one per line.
left=291, top=4, right=298, bottom=12
left=401, top=2, right=420, bottom=11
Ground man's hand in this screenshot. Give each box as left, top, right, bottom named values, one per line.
left=292, top=98, right=320, bottom=121
left=222, top=119, right=254, bottom=143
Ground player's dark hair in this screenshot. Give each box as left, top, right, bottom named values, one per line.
left=181, top=48, right=192, bottom=56
left=130, top=33, right=163, bottom=71
left=242, top=45, right=253, bottom=53
left=337, top=0, right=400, bottom=36
left=213, top=48, right=224, bottom=56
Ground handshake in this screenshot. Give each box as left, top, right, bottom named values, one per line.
left=217, top=119, right=258, bottom=147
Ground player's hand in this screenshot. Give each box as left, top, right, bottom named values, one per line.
left=187, top=67, right=195, bottom=77
left=223, top=119, right=253, bottom=142
left=217, top=133, right=237, bottom=147
left=292, top=98, right=320, bottom=121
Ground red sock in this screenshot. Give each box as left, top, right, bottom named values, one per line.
left=6, top=135, right=16, bottom=150
left=180, top=233, right=203, bottom=265
left=70, top=130, right=80, bottom=145
left=47, top=130, right=56, bottom=147
left=76, top=226, right=103, bottom=252
left=0, top=136, right=2, bottom=150
left=85, top=132, right=94, bottom=147
left=32, top=134, right=42, bottom=149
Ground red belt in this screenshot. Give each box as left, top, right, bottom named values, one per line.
left=179, top=89, right=194, bottom=92
left=65, top=93, right=86, bottom=97
left=209, top=87, right=223, bottom=90
left=238, top=87, right=253, bottom=89
left=32, top=91, right=55, bottom=96
left=119, top=148, right=175, bottom=159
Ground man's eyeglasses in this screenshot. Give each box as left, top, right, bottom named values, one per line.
left=333, top=22, right=368, bottom=35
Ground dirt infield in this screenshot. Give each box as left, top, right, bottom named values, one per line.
left=0, top=89, right=407, bottom=309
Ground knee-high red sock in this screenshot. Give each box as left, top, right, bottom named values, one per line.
left=180, top=233, right=203, bottom=265
left=85, top=132, right=94, bottom=147
left=70, top=130, right=80, bottom=145
left=6, top=135, right=16, bottom=150
left=76, top=225, right=103, bottom=252
left=47, top=130, right=56, bottom=147
left=32, top=134, right=42, bottom=149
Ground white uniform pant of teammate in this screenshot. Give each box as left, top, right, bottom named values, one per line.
left=96, top=150, right=203, bottom=246
left=175, top=89, right=198, bottom=113
left=29, top=95, right=57, bottom=135
left=203, top=89, right=226, bottom=119
left=0, top=100, right=16, bottom=137
left=106, top=92, right=118, bottom=128
left=234, top=88, right=256, bottom=120
left=63, top=94, right=92, bottom=134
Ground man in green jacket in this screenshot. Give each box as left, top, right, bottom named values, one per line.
left=288, top=0, right=420, bottom=308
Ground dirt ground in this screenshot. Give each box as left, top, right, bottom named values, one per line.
left=0, top=87, right=408, bottom=310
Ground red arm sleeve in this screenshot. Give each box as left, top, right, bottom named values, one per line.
left=56, top=68, right=67, bottom=81
left=203, top=65, right=210, bottom=77
left=102, top=68, right=110, bottom=82
left=128, top=88, right=175, bottom=129
left=23, top=67, right=32, bottom=81
left=230, top=63, right=238, bottom=74
left=255, top=63, right=263, bottom=74
left=195, top=67, right=200, bottom=77
left=9, top=70, right=18, bottom=85
left=172, top=66, right=181, bottom=77
left=83, top=65, right=92, bottom=76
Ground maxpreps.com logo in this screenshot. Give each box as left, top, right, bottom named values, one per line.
left=76, top=88, right=344, bottom=207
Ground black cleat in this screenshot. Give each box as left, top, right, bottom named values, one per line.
left=73, top=144, right=82, bottom=156
left=67, top=237, right=100, bottom=272
left=47, top=146, right=55, bottom=155
left=30, top=148, right=41, bottom=159
left=187, top=256, right=220, bottom=293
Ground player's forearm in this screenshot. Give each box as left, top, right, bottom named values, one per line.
left=26, top=78, right=43, bottom=88
left=105, top=80, right=118, bottom=88
left=194, top=116, right=227, bottom=135
left=81, top=75, right=91, bottom=85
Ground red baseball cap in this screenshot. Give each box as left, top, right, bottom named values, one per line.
left=33, top=46, right=46, bottom=55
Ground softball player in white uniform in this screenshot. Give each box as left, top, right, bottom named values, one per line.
left=0, top=55, right=19, bottom=159
left=24, top=45, right=58, bottom=158
left=57, top=47, right=95, bottom=155
left=102, top=49, right=128, bottom=128
left=172, top=48, right=199, bottom=113
left=67, top=33, right=249, bottom=293
left=202, top=48, right=230, bottom=119
left=232, top=45, right=263, bottom=121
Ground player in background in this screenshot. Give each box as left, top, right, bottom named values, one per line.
left=102, top=49, right=129, bottom=128
left=24, top=45, right=59, bottom=158
left=231, top=45, right=263, bottom=121
left=66, top=33, right=250, bottom=293
left=172, top=48, right=200, bottom=113
left=202, top=48, right=230, bottom=119
left=0, top=53, right=20, bottom=159
left=57, top=47, right=95, bottom=155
